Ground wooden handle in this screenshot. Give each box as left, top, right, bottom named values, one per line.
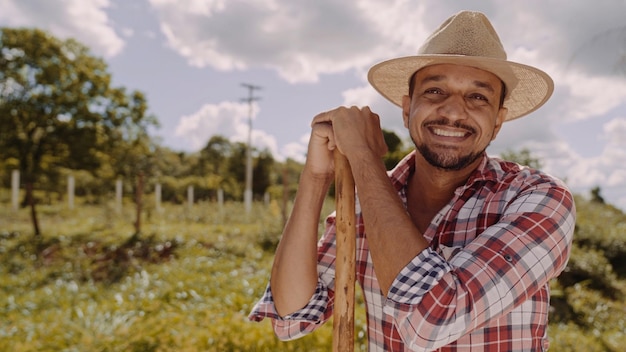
left=332, top=149, right=356, bottom=352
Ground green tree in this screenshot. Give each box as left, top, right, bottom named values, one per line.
left=0, top=28, right=157, bottom=236
left=199, top=135, right=233, bottom=176
left=382, top=129, right=411, bottom=170
left=252, top=149, right=275, bottom=198
left=590, top=186, right=605, bottom=204
left=225, top=142, right=248, bottom=199
left=194, top=135, right=237, bottom=200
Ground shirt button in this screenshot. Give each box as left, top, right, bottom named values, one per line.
left=504, top=254, right=513, bottom=262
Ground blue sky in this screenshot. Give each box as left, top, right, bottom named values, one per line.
left=1, top=0, right=626, bottom=210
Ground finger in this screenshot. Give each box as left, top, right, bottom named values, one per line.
left=312, top=122, right=336, bottom=150
left=328, top=134, right=337, bottom=151
left=311, top=110, right=335, bottom=127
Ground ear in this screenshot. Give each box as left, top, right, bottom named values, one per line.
left=401, top=95, right=411, bottom=128
left=491, top=107, right=508, bottom=140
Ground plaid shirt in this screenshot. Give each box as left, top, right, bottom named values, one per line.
left=249, top=151, right=575, bottom=351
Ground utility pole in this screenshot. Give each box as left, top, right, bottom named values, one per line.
left=241, top=83, right=262, bottom=214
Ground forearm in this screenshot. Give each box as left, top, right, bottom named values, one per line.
left=349, top=151, right=428, bottom=295
left=270, top=168, right=333, bottom=316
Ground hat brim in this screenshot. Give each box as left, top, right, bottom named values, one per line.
left=367, top=55, right=554, bottom=121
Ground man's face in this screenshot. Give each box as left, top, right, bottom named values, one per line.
left=402, top=64, right=508, bottom=171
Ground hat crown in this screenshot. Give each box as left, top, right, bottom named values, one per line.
left=418, top=11, right=507, bottom=60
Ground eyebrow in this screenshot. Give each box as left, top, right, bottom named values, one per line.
left=419, top=74, right=445, bottom=85
left=419, top=74, right=496, bottom=93
left=472, top=80, right=496, bottom=93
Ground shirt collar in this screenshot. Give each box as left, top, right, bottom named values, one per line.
left=388, top=151, right=500, bottom=193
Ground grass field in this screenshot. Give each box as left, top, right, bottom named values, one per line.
left=0, top=197, right=363, bottom=351
left=1, top=194, right=624, bottom=351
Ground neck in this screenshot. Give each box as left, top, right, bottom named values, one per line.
left=408, top=152, right=482, bottom=209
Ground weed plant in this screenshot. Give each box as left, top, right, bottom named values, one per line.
left=0, top=197, right=367, bottom=351
left=1, top=192, right=624, bottom=351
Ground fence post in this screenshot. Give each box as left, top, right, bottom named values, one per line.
left=67, top=175, right=75, bottom=210
left=187, top=186, right=194, bottom=209
left=116, top=179, right=123, bottom=214
left=155, top=183, right=162, bottom=213
left=11, top=170, right=19, bottom=212
left=217, top=188, right=224, bottom=208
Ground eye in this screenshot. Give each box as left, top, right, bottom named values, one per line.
left=424, top=88, right=444, bottom=95
left=468, top=93, right=488, bottom=102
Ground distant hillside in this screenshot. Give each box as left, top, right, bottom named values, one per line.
left=548, top=195, right=626, bottom=351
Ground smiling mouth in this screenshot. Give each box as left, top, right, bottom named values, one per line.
left=432, top=128, right=468, bottom=138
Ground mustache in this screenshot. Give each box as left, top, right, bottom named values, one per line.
left=423, top=119, right=476, bottom=134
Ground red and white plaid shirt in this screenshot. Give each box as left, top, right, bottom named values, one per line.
left=249, top=151, right=575, bottom=351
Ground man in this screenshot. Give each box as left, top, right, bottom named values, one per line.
left=249, top=10, right=575, bottom=351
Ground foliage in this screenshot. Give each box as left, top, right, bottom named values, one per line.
left=0, top=199, right=341, bottom=351
left=0, top=191, right=624, bottom=351
left=0, top=27, right=157, bottom=236
left=590, top=186, right=606, bottom=204
left=499, top=148, right=543, bottom=169
left=128, top=136, right=280, bottom=204
left=547, top=194, right=626, bottom=351
left=570, top=194, right=626, bottom=276
left=382, top=129, right=413, bottom=170
left=266, top=158, right=303, bottom=205
left=252, top=150, right=275, bottom=198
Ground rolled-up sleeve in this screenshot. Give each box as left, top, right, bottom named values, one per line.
left=386, top=248, right=453, bottom=307
left=383, top=182, right=576, bottom=350
left=248, top=214, right=339, bottom=340
left=248, top=280, right=334, bottom=340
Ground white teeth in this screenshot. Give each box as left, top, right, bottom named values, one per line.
left=433, top=128, right=466, bottom=137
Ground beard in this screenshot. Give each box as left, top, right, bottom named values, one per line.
left=415, top=142, right=486, bottom=171
left=413, top=118, right=487, bottom=171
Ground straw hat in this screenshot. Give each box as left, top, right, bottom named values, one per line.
left=367, top=10, right=554, bottom=121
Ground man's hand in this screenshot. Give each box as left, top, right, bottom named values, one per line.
left=304, top=121, right=336, bottom=178
left=310, top=106, right=388, bottom=165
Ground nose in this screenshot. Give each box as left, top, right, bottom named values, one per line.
left=437, top=94, right=467, bottom=122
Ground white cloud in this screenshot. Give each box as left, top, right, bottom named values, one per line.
left=550, top=70, right=626, bottom=122
left=603, top=117, right=626, bottom=146
left=504, top=116, right=626, bottom=210
left=147, top=0, right=417, bottom=83
left=280, top=134, right=310, bottom=163
left=492, top=1, right=626, bottom=77
left=174, top=100, right=281, bottom=158
left=607, top=170, right=626, bottom=187
left=341, top=84, right=380, bottom=107
left=174, top=101, right=252, bottom=149
left=0, top=0, right=124, bottom=57
left=147, top=0, right=626, bottom=87
left=120, top=27, right=134, bottom=38
left=598, top=118, right=626, bottom=207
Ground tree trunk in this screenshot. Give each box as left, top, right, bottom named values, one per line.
left=26, top=181, right=41, bottom=237
left=134, top=172, right=143, bottom=235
